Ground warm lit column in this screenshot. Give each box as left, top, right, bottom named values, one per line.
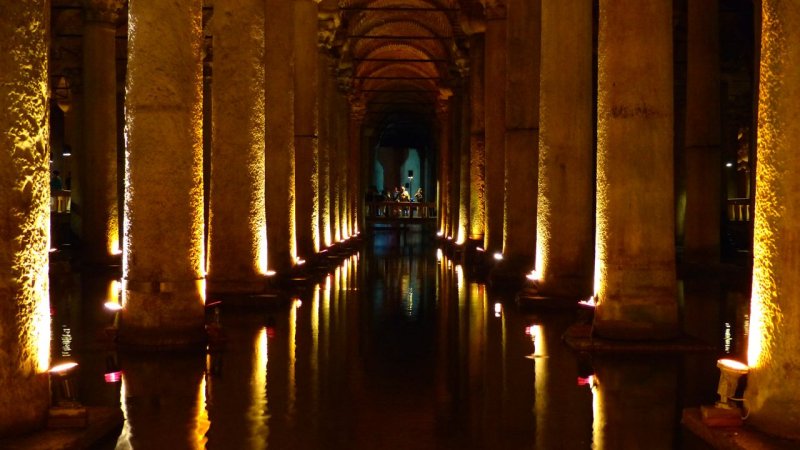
left=468, top=33, right=486, bottom=244
left=482, top=3, right=506, bottom=254
left=448, top=90, right=463, bottom=241
left=593, top=0, right=678, bottom=339
left=294, top=0, right=320, bottom=257
left=745, top=1, right=800, bottom=439
left=0, top=0, right=50, bottom=435
left=683, top=0, right=721, bottom=263
left=349, top=95, right=366, bottom=236
left=336, top=91, right=350, bottom=239
left=208, top=0, right=266, bottom=292
left=329, top=84, right=342, bottom=243
left=534, top=0, right=593, bottom=298
left=81, top=0, right=122, bottom=264
left=122, top=0, right=206, bottom=347
left=317, top=53, right=333, bottom=247
left=457, top=86, right=471, bottom=245
left=264, top=0, right=296, bottom=271
left=502, top=0, right=539, bottom=270
left=436, top=92, right=452, bottom=236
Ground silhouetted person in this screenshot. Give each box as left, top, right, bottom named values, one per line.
left=50, top=170, right=63, bottom=190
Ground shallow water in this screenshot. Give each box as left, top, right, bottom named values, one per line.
left=49, top=231, right=750, bottom=449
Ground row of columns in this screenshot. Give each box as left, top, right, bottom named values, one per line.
left=430, top=0, right=797, bottom=439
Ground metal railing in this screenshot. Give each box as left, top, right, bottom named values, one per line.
left=727, top=198, right=751, bottom=222
left=51, top=190, right=71, bottom=213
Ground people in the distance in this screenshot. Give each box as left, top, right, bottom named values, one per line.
left=414, top=188, right=423, bottom=203
left=51, top=170, right=63, bottom=190
left=399, top=186, right=410, bottom=202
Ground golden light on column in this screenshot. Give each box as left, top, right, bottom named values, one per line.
left=592, top=374, right=604, bottom=449
left=288, top=298, right=299, bottom=423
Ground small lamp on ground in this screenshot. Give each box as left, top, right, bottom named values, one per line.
left=700, top=358, right=749, bottom=427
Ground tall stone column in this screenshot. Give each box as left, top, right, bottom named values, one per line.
left=337, top=91, right=350, bottom=239
left=683, top=0, right=721, bottom=263
left=482, top=3, right=506, bottom=254
left=502, top=0, right=539, bottom=271
left=121, top=0, right=206, bottom=347
left=317, top=53, right=333, bottom=248
left=457, top=85, right=471, bottom=245
left=207, top=0, right=266, bottom=292
left=0, top=0, right=51, bottom=435
left=264, top=0, right=296, bottom=271
left=294, top=0, right=320, bottom=258
left=535, top=0, right=594, bottom=298
left=593, top=0, right=678, bottom=339
left=448, top=90, right=462, bottom=241
left=745, top=1, right=800, bottom=439
left=329, top=87, right=343, bottom=242
left=436, top=93, right=452, bottom=237
left=81, top=0, right=122, bottom=264
left=349, top=95, right=366, bottom=237
left=468, top=33, right=486, bottom=244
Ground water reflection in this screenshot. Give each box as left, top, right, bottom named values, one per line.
left=50, top=231, right=747, bottom=449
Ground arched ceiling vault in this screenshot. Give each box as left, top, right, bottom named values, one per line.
left=325, top=0, right=488, bottom=131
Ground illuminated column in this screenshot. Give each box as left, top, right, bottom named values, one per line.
left=448, top=90, right=463, bottom=240
left=745, top=1, right=800, bottom=439
left=81, top=0, right=122, bottom=264
left=349, top=95, right=366, bottom=236
left=593, top=0, right=678, bottom=340
left=336, top=91, right=350, bottom=239
left=683, top=0, right=721, bottom=263
left=121, top=0, right=206, bottom=347
left=468, top=33, right=486, bottom=244
left=264, top=0, right=296, bottom=271
left=436, top=92, right=452, bottom=236
left=328, top=82, right=342, bottom=243
left=294, top=0, right=320, bottom=257
left=535, top=0, right=593, bottom=297
left=482, top=2, right=506, bottom=254
left=502, top=0, right=539, bottom=270
left=208, top=0, right=266, bottom=292
left=317, top=53, right=333, bottom=247
left=457, top=86, right=470, bottom=245
left=0, top=0, right=50, bottom=434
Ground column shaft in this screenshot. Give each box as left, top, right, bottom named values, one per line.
left=81, top=1, right=121, bottom=264
left=264, top=0, right=296, bottom=271
left=0, top=0, right=50, bottom=434
left=535, top=0, right=594, bottom=297
left=318, top=54, right=332, bottom=247
left=594, top=0, right=678, bottom=339
left=457, top=89, right=471, bottom=245
left=468, top=34, right=486, bottom=243
left=483, top=13, right=506, bottom=253
left=683, top=0, right=721, bottom=263
left=745, top=0, right=800, bottom=439
left=122, top=0, right=206, bottom=347
left=208, top=0, right=266, bottom=292
left=503, top=0, right=539, bottom=270
left=294, top=0, right=320, bottom=257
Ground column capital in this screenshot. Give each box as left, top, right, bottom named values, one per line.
left=82, top=0, right=124, bottom=24
left=480, top=0, right=506, bottom=20
left=348, top=93, right=367, bottom=122
left=318, top=11, right=341, bottom=50
left=436, top=88, right=453, bottom=116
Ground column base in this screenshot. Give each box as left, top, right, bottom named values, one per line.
left=594, top=298, right=680, bottom=340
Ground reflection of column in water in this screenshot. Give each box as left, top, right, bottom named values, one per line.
left=533, top=316, right=593, bottom=449
left=116, top=352, right=207, bottom=449
left=311, top=285, right=320, bottom=417
left=467, top=283, right=487, bottom=439
left=288, top=301, right=298, bottom=424
left=591, top=356, right=678, bottom=450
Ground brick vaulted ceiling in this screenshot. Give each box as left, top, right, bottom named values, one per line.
left=328, top=0, right=488, bottom=144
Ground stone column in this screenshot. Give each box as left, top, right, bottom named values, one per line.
left=294, top=0, right=320, bottom=258
left=317, top=53, right=333, bottom=248
left=121, top=0, right=206, bottom=347
left=0, top=0, right=50, bottom=435
left=349, top=95, right=366, bottom=237
left=535, top=0, right=594, bottom=298
left=448, top=90, right=462, bottom=241
left=745, top=1, right=800, bottom=439
left=482, top=3, right=506, bottom=254
left=119, top=0, right=205, bottom=349
left=330, top=87, right=342, bottom=243
left=593, top=0, right=678, bottom=339
left=683, top=0, right=721, bottom=263
left=336, top=91, right=350, bottom=239
left=81, top=0, right=122, bottom=264
left=502, top=0, right=539, bottom=271
left=264, top=0, right=296, bottom=271
left=436, top=93, right=452, bottom=237
left=207, top=0, right=266, bottom=292
left=457, top=84, right=471, bottom=245
left=468, top=33, right=486, bottom=244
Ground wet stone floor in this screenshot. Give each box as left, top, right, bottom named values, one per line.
left=48, top=231, right=752, bottom=449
